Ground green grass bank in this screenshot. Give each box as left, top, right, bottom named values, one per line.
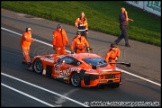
left=1, top=1, right=161, bottom=46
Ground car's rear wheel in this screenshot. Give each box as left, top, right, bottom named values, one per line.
left=111, top=83, right=120, bottom=88
left=33, top=58, right=43, bottom=74
left=71, top=72, right=81, bottom=87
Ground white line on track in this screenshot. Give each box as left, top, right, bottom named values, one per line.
left=1, top=83, right=55, bottom=107
left=1, top=27, right=71, bottom=53
left=1, top=27, right=161, bottom=87
left=119, top=68, right=161, bottom=86
left=1, top=72, right=89, bottom=107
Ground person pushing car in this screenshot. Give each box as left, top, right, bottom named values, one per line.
left=105, top=44, right=120, bottom=68
left=71, top=31, right=90, bottom=54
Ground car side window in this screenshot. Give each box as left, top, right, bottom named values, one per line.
left=63, top=57, right=73, bottom=64
left=62, top=56, right=81, bottom=66
left=71, top=59, right=81, bottom=66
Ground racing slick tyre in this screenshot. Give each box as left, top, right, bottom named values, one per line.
left=71, top=72, right=81, bottom=87
left=110, top=83, right=120, bottom=88
left=33, top=58, right=43, bottom=74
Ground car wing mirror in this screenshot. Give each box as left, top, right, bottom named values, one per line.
left=77, top=62, right=81, bottom=65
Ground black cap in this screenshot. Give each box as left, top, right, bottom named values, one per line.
left=26, top=27, right=31, bottom=32
left=110, top=44, right=115, bottom=48
left=57, top=24, right=62, bottom=29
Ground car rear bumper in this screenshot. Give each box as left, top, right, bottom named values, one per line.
left=80, top=73, right=121, bottom=87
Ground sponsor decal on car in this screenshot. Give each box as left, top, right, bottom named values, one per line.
left=44, top=58, right=54, bottom=63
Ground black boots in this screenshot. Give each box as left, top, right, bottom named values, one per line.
left=27, top=62, right=32, bottom=71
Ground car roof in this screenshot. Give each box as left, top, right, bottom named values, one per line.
left=68, top=53, right=102, bottom=59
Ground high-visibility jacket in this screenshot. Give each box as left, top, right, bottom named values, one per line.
left=52, top=29, right=69, bottom=47
left=20, top=31, right=33, bottom=48
left=75, top=17, right=88, bottom=31
left=71, top=36, right=89, bottom=53
left=105, top=47, right=120, bottom=63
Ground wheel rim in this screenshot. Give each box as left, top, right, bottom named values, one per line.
left=71, top=73, right=80, bottom=87
left=34, top=59, right=43, bottom=74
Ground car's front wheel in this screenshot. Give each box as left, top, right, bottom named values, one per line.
left=71, top=72, right=81, bottom=87
left=33, top=58, right=43, bottom=74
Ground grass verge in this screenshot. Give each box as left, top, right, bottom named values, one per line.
left=1, top=1, right=161, bottom=46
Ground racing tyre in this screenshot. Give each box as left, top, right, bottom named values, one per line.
left=111, top=83, right=120, bottom=88
left=71, top=72, right=81, bottom=87
left=33, top=58, right=43, bottom=74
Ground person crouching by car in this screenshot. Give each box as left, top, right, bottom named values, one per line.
left=105, top=44, right=120, bottom=69
left=70, top=31, right=90, bottom=54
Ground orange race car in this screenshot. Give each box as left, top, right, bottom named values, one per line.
left=31, top=53, right=131, bottom=88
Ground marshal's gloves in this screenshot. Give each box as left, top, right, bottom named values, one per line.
left=71, top=50, right=74, bottom=54
left=87, top=47, right=90, bottom=53
left=115, top=57, right=118, bottom=62
left=53, top=45, right=55, bottom=50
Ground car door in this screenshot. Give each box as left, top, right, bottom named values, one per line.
left=53, top=56, right=74, bottom=80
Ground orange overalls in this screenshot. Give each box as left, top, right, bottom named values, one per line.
left=52, top=29, right=69, bottom=55
left=75, top=17, right=88, bottom=30
left=20, top=31, right=33, bottom=63
left=75, top=17, right=88, bottom=38
left=105, top=47, right=120, bottom=68
left=71, top=36, right=89, bottom=53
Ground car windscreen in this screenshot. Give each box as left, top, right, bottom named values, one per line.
left=82, top=57, right=107, bottom=68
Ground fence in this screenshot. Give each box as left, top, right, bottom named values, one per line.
left=126, top=1, right=161, bottom=17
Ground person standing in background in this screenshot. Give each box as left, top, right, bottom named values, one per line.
left=75, top=11, right=88, bottom=39
left=114, top=7, right=133, bottom=47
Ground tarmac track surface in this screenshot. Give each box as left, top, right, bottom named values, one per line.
left=1, top=8, right=161, bottom=107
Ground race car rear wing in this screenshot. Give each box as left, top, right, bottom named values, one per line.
left=109, top=62, right=131, bottom=67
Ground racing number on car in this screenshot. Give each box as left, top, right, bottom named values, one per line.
left=60, top=69, right=70, bottom=77
left=60, top=67, right=81, bottom=77
left=55, top=64, right=81, bottom=77
left=54, top=64, right=70, bottom=77
left=54, top=64, right=62, bottom=76
left=55, top=64, right=61, bottom=71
